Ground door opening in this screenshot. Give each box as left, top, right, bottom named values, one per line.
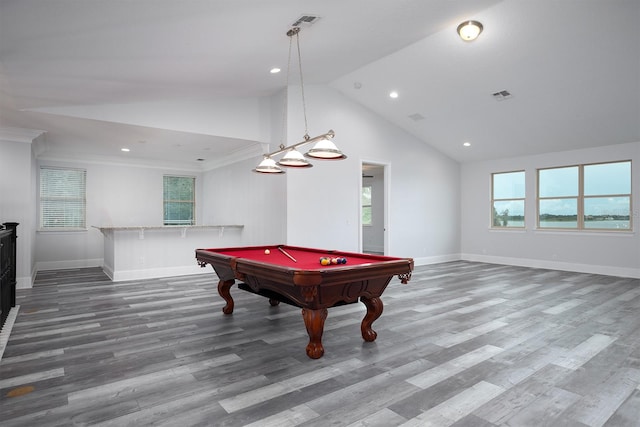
left=361, top=162, right=386, bottom=255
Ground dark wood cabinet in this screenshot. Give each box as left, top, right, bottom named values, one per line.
left=0, top=222, right=18, bottom=330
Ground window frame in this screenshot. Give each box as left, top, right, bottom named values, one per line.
left=39, top=166, right=87, bottom=231
left=490, top=170, right=526, bottom=229
left=536, top=160, right=632, bottom=231
left=163, top=175, right=196, bottom=226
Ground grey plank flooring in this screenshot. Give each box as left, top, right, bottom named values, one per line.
left=1, top=262, right=639, bottom=426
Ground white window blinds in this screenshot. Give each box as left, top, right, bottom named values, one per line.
left=40, top=167, right=87, bottom=229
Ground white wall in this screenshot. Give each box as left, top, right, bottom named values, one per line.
left=35, top=160, right=204, bottom=271
left=11, top=86, right=636, bottom=282
left=200, top=157, right=287, bottom=246
left=285, top=85, right=461, bottom=262
left=200, top=89, right=287, bottom=246
left=199, top=85, right=462, bottom=263
left=461, top=141, right=640, bottom=278
left=0, top=138, right=35, bottom=287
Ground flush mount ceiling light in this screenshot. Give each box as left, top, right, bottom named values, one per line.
left=254, top=26, right=346, bottom=174
left=457, top=20, right=483, bottom=41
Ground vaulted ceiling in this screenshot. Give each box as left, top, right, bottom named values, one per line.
left=1, top=0, right=638, bottom=169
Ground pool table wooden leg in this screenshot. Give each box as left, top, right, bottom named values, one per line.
left=217, top=279, right=235, bottom=314
left=301, top=308, right=328, bottom=359
left=360, top=296, right=383, bottom=342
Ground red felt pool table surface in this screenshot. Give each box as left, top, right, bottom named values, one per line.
left=210, top=245, right=400, bottom=270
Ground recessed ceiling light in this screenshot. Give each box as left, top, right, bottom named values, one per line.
left=121, top=148, right=130, bottom=152
left=463, top=142, right=471, bottom=147
left=389, top=91, right=399, bottom=99
left=270, top=67, right=281, bottom=74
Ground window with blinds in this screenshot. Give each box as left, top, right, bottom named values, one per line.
left=39, top=167, right=87, bottom=230
left=163, top=175, right=195, bottom=226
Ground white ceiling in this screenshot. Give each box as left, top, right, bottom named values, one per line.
left=1, top=0, right=638, bottom=168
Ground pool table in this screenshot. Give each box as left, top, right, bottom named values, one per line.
left=196, top=245, right=414, bottom=359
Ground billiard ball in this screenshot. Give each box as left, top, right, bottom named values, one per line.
left=264, top=249, right=270, bottom=254
left=320, top=258, right=330, bottom=266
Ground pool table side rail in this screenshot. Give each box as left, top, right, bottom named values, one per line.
left=195, top=247, right=414, bottom=287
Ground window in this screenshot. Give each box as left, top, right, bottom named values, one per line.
left=538, top=166, right=578, bottom=228
left=537, top=160, right=631, bottom=230
left=163, top=176, right=195, bottom=225
left=491, top=171, right=525, bottom=228
left=39, top=167, right=87, bottom=230
left=362, top=185, right=372, bottom=226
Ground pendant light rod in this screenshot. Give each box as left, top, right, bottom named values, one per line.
left=264, top=130, right=335, bottom=159
left=287, top=27, right=309, bottom=136
left=253, top=24, right=345, bottom=173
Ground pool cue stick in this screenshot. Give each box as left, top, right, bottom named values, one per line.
left=278, top=246, right=297, bottom=263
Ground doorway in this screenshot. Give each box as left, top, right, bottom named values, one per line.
left=361, top=162, right=386, bottom=254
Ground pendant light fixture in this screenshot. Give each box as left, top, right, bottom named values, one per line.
left=253, top=26, right=346, bottom=174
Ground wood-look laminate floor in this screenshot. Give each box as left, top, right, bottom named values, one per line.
left=1, top=262, right=639, bottom=426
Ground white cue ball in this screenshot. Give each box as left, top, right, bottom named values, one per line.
left=264, top=249, right=270, bottom=254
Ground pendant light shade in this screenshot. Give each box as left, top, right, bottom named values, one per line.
left=305, top=137, right=347, bottom=160
left=253, top=157, right=284, bottom=174
left=277, top=148, right=313, bottom=168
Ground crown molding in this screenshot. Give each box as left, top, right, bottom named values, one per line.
left=201, top=142, right=265, bottom=171
left=0, top=127, right=45, bottom=143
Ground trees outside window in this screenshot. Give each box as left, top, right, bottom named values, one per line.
left=362, top=185, right=372, bottom=226
left=491, top=171, right=525, bottom=228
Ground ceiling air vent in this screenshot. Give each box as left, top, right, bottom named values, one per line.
left=291, top=15, right=321, bottom=27
left=492, top=90, right=512, bottom=101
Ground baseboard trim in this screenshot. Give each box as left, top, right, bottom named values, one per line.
left=36, top=258, right=103, bottom=272
left=16, top=277, right=33, bottom=289
left=106, top=264, right=212, bottom=282
left=413, top=254, right=461, bottom=266
left=461, top=253, right=640, bottom=279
